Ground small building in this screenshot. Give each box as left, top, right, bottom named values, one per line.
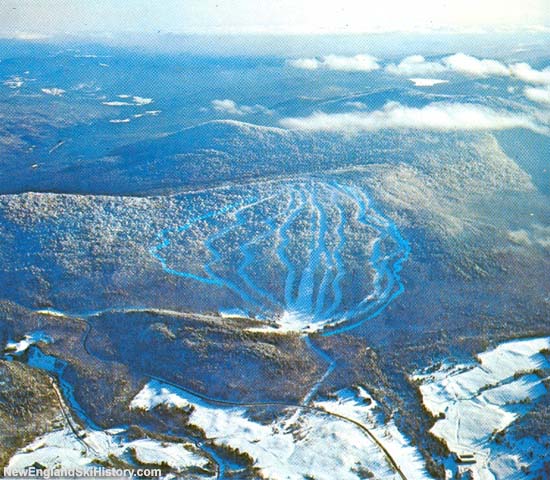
left=453, top=452, right=476, bottom=464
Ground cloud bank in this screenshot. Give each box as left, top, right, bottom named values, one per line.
left=524, top=86, right=550, bottom=104
left=288, top=54, right=380, bottom=72
left=386, top=53, right=509, bottom=77
left=0, top=31, right=49, bottom=41
left=443, top=53, right=509, bottom=77
left=289, top=53, right=550, bottom=92
left=510, top=63, right=550, bottom=85
left=280, top=101, right=547, bottom=134
left=211, top=99, right=272, bottom=115
left=386, top=53, right=550, bottom=85
left=386, top=55, right=447, bottom=76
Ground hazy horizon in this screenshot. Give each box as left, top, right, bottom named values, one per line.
left=1, top=0, right=550, bottom=38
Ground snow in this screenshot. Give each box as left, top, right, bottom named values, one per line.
left=218, top=307, right=249, bottom=319
left=4, top=76, right=24, bottom=89
left=131, top=381, right=193, bottom=411
left=35, top=308, right=70, bottom=318
left=315, top=387, right=434, bottom=480
left=417, top=338, right=550, bottom=421
left=277, top=310, right=313, bottom=331
left=8, top=428, right=96, bottom=470
left=103, top=101, right=133, bottom=106
left=132, top=380, right=431, bottom=480
left=8, top=427, right=210, bottom=475
left=126, top=439, right=207, bottom=470
left=134, top=110, right=161, bottom=118
left=4, top=337, right=210, bottom=477
left=132, top=96, right=153, bottom=106
left=103, top=97, right=153, bottom=108
left=275, top=310, right=334, bottom=332
left=414, top=337, right=550, bottom=480
left=487, top=435, right=550, bottom=480
left=409, top=78, right=449, bottom=86
left=5, top=331, right=52, bottom=354
left=41, top=88, right=65, bottom=96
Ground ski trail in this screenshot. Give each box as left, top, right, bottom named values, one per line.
left=236, top=192, right=293, bottom=308
left=302, top=336, right=337, bottom=405
left=322, top=187, right=347, bottom=319
left=293, top=189, right=319, bottom=314
left=277, top=188, right=307, bottom=307
left=350, top=187, right=408, bottom=314
left=331, top=183, right=390, bottom=313
left=283, top=334, right=337, bottom=429
left=202, top=196, right=277, bottom=308
left=323, top=185, right=410, bottom=336
left=149, top=196, right=256, bottom=285
left=313, top=185, right=333, bottom=318
left=148, top=180, right=410, bottom=335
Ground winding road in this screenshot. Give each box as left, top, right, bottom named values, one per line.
left=6, top=179, right=413, bottom=479
left=20, top=299, right=412, bottom=480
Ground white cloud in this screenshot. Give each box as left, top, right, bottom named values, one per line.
left=41, top=87, right=65, bottom=96
left=386, top=53, right=550, bottom=86
left=386, top=55, right=447, bottom=76
left=289, top=54, right=380, bottom=72
left=386, top=53, right=509, bottom=78
left=0, top=31, right=49, bottom=40
left=509, top=62, right=550, bottom=85
left=507, top=226, right=550, bottom=249
left=524, top=86, right=550, bottom=104
left=212, top=99, right=242, bottom=114
left=280, top=101, right=547, bottom=134
left=293, top=51, right=550, bottom=95
left=289, top=58, right=321, bottom=70
left=211, top=99, right=272, bottom=115
left=507, top=229, right=532, bottom=246
left=533, top=224, right=550, bottom=249
left=344, top=101, right=368, bottom=109
left=443, top=53, right=509, bottom=77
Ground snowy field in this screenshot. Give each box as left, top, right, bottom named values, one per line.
left=414, top=337, right=550, bottom=479
left=131, top=380, right=432, bottom=480
left=7, top=426, right=213, bottom=479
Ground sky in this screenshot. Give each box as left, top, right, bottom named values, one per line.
left=0, top=0, right=549, bottom=38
